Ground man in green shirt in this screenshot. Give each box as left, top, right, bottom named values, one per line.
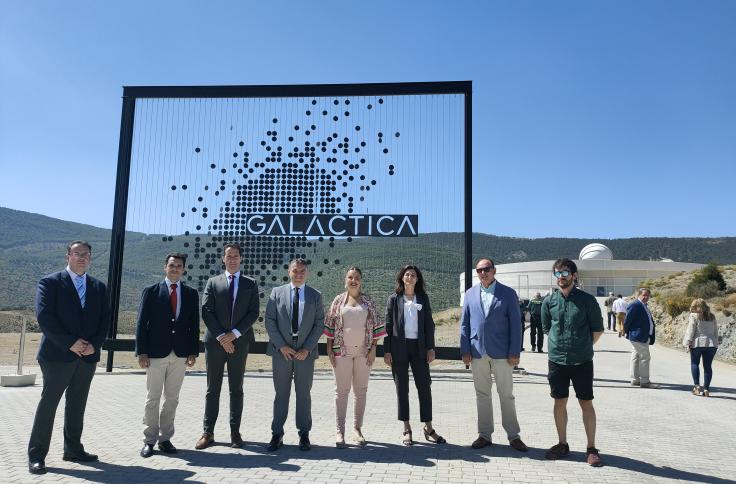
left=541, top=258, right=604, bottom=467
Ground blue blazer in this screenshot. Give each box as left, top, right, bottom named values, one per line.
left=624, top=299, right=656, bottom=344
left=135, top=281, right=200, bottom=358
left=460, top=281, right=522, bottom=359
left=35, top=270, right=110, bottom=363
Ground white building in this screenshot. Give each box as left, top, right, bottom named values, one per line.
left=460, top=243, right=704, bottom=304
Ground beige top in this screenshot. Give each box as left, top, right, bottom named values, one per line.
left=684, top=313, right=719, bottom=348
left=341, top=305, right=368, bottom=348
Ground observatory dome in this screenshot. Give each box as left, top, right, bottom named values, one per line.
left=579, top=243, right=613, bottom=260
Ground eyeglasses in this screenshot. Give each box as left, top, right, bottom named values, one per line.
left=476, top=266, right=493, bottom=274
left=553, top=270, right=572, bottom=278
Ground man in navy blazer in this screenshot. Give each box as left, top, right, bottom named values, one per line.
left=135, top=252, right=200, bottom=458
left=460, top=258, right=527, bottom=451
left=28, top=240, right=110, bottom=474
left=624, top=287, right=656, bottom=388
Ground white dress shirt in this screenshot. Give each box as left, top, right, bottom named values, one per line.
left=402, top=295, right=420, bottom=339
left=290, top=283, right=306, bottom=331
left=164, top=278, right=181, bottom=319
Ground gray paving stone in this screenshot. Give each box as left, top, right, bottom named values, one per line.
left=2, top=331, right=735, bottom=483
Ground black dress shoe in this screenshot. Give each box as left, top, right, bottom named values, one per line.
left=298, top=433, right=311, bottom=451
left=267, top=434, right=283, bottom=452
left=158, top=441, right=177, bottom=454
left=28, top=461, right=46, bottom=474
left=231, top=431, right=244, bottom=448
left=140, top=443, right=154, bottom=458
left=63, top=450, right=98, bottom=462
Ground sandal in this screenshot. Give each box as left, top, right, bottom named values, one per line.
left=423, top=427, right=446, bottom=444
left=402, top=429, right=413, bottom=446
left=353, top=429, right=367, bottom=446
left=335, top=432, right=346, bottom=449
left=692, top=386, right=700, bottom=395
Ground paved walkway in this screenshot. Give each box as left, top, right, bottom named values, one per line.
left=2, top=331, right=735, bottom=484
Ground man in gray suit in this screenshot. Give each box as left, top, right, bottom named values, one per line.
left=195, top=243, right=260, bottom=450
left=265, top=259, right=325, bottom=451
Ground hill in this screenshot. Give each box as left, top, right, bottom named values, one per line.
left=2, top=206, right=736, bottom=329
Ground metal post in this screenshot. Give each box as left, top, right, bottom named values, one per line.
left=464, top=84, right=473, bottom=291
left=17, top=316, right=27, bottom=375
left=106, top=93, right=136, bottom=372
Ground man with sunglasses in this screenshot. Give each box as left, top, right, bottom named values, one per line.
left=460, top=258, right=527, bottom=452
left=541, top=258, right=604, bottom=467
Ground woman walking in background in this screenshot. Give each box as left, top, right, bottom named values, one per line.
left=384, top=265, right=445, bottom=446
left=324, top=266, right=386, bottom=448
left=683, top=298, right=719, bottom=397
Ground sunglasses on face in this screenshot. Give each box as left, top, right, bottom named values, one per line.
left=553, top=270, right=572, bottom=278
left=476, top=266, right=493, bottom=274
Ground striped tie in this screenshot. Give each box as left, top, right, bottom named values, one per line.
left=75, top=275, right=86, bottom=308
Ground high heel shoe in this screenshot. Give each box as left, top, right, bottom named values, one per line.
left=692, top=385, right=700, bottom=395
left=335, top=432, right=346, bottom=449
left=703, top=389, right=710, bottom=397
left=402, top=429, right=413, bottom=446
left=353, top=429, right=366, bottom=446
left=423, top=427, right=446, bottom=444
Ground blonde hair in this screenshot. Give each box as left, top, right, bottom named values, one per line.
left=689, top=298, right=715, bottom=321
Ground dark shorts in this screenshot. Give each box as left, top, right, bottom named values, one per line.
left=548, top=360, right=594, bottom=400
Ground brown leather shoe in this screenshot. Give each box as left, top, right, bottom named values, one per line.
left=195, top=432, right=214, bottom=450
left=471, top=436, right=492, bottom=449
left=231, top=431, right=244, bottom=448
left=509, top=438, right=528, bottom=452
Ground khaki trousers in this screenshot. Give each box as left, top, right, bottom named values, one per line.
left=333, top=345, right=371, bottom=434
left=616, top=313, right=626, bottom=334
left=471, top=355, right=521, bottom=441
left=143, top=351, right=187, bottom=444
left=629, top=341, right=651, bottom=385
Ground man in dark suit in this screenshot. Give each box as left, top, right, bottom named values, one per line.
left=28, top=240, right=110, bottom=474
left=264, top=258, right=324, bottom=452
left=136, top=252, right=200, bottom=458
left=195, top=243, right=260, bottom=449
left=624, top=287, right=656, bottom=388
left=460, top=258, right=527, bottom=452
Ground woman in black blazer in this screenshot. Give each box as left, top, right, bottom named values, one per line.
left=384, top=265, right=445, bottom=446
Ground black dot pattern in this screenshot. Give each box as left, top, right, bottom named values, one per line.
left=162, top=98, right=400, bottom=296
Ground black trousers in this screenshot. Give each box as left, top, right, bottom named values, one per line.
left=607, top=312, right=616, bottom=330
left=391, top=340, right=432, bottom=422
left=203, top=336, right=250, bottom=433
left=28, top=359, right=96, bottom=461
left=529, top=316, right=544, bottom=350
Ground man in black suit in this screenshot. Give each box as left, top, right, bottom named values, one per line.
left=195, top=243, right=260, bottom=449
left=135, top=252, right=200, bottom=458
left=28, top=240, right=110, bottom=474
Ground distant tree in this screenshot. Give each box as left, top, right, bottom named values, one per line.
left=686, top=262, right=726, bottom=298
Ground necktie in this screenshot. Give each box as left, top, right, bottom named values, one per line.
left=228, top=275, right=236, bottom=324
left=170, top=283, right=178, bottom=318
left=292, top=287, right=300, bottom=335
left=75, top=275, right=86, bottom=308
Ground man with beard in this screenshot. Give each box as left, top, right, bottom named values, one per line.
left=542, top=258, right=604, bottom=467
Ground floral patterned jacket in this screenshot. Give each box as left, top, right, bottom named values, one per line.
left=323, top=292, right=386, bottom=357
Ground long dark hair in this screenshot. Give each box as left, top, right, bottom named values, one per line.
left=394, top=265, right=426, bottom=295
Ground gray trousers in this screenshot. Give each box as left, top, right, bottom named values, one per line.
left=630, top=341, right=651, bottom=384
left=28, top=359, right=96, bottom=461
left=470, top=355, right=521, bottom=441
left=143, top=352, right=187, bottom=444
left=271, top=354, right=315, bottom=436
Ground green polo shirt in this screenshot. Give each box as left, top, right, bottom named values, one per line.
left=542, top=287, right=604, bottom=366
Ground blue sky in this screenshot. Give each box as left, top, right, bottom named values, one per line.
left=1, top=0, right=735, bottom=238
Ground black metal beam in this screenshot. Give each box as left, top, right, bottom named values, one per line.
left=105, top=95, right=136, bottom=372
left=464, top=85, right=473, bottom=291
left=122, top=81, right=472, bottom=99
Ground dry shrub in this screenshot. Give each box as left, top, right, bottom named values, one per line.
left=664, top=293, right=693, bottom=318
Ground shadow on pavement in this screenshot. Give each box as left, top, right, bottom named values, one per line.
left=48, top=460, right=202, bottom=483
left=567, top=451, right=736, bottom=483
left=167, top=441, right=500, bottom=470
